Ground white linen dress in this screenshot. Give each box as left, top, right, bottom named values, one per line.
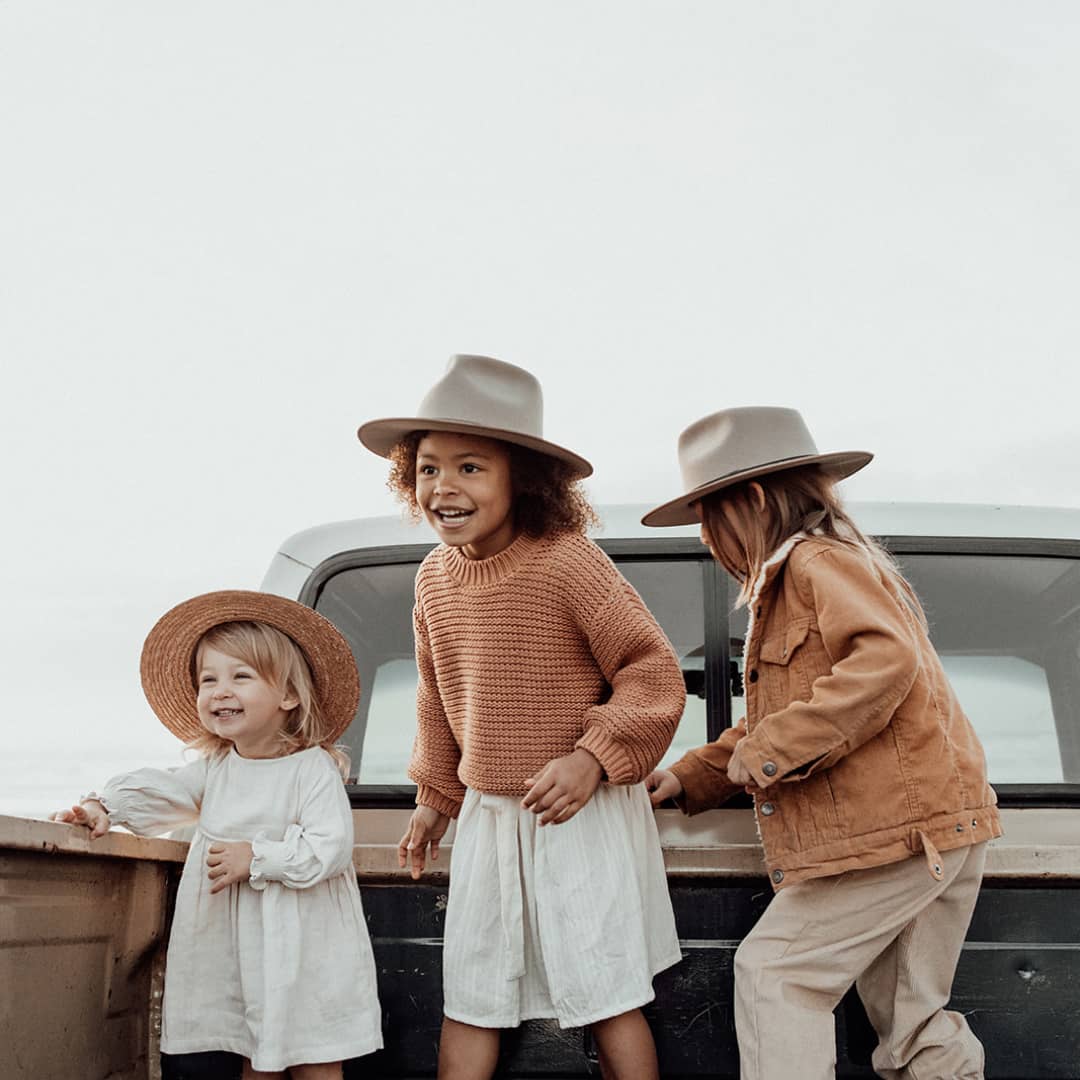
left=443, top=782, right=682, bottom=1029
left=101, top=746, right=383, bottom=1071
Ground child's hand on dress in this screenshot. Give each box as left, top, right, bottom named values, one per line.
left=52, top=800, right=110, bottom=838
left=645, top=769, right=683, bottom=806
left=398, top=806, right=452, bottom=881
left=206, top=841, right=254, bottom=894
left=522, top=748, right=603, bottom=825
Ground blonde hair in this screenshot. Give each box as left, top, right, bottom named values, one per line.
left=699, top=466, right=926, bottom=625
left=189, top=621, right=350, bottom=777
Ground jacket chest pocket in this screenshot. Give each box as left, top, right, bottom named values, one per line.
left=757, top=618, right=814, bottom=711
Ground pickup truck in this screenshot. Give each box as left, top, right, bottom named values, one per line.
left=3, top=502, right=1079, bottom=1079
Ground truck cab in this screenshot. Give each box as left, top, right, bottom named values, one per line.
left=3, top=502, right=1079, bottom=1078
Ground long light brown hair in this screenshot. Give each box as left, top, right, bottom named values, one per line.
left=190, top=621, right=350, bottom=777
left=698, top=465, right=926, bottom=623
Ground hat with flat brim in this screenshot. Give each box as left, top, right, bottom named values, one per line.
left=140, top=590, right=360, bottom=745
left=358, top=354, right=593, bottom=479
left=642, top=407, right=872, bottom=527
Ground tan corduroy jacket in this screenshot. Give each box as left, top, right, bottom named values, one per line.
left=670, top=536, right=1002, bottom=890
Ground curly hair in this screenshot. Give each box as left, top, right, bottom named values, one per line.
left=386, top=431, right=597, bottom=538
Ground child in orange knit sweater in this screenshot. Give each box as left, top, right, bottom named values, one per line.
left=359, top=355, right=685, bottom=1080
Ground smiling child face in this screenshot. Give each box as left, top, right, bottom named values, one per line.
left=195, top=645, right=298, bottom=759
left=415, top=431, right=517, bottom=559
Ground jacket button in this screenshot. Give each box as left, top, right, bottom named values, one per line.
left=760, top=802, right=775, bottom=816
left=748, top=670, right=759, bottom=683
left=762, top=761, right=778, bottom=777
left=772, top=869, right=784, bottom=884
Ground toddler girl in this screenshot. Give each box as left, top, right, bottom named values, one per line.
left=54, top=590, right=382, bottom=1079
left=359, top=354, right=686, bottom=1080
left=644, top=407, right=1001, bottom=1080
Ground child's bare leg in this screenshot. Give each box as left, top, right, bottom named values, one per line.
left=241, top=1062, right=284, bottom=1080
left=591, top=1009, right=659, bottom=1080
left=291, top=1063, right=343, bottom=1080
left=438, top=1018, right=500, bottom=1080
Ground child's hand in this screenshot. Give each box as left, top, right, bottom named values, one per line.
left=522, top=748, right=603, bottom=825
left=206, top=841, right=254, bottom=894
left=398, top=806, right=452, bottom=881
left=727, top=741, right=759, bottom=788
left=52, top=800, right=110, bottom=839
left=645, top=769, right=683, bottom=806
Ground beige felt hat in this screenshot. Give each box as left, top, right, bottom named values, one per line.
left=642, top=407, right=872, bottom=527
left=140, top=591, right=360, bottom=744
left=358, top=353, right=593, bottom=478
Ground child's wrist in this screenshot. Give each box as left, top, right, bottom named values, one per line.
left=572, top=747, right=604, bottom=778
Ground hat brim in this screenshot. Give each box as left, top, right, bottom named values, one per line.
left=641, top=451, right=874, bottom=527
left=358, top=417, right=593, bottom=479
left=140, top=591, right=360, bottom=745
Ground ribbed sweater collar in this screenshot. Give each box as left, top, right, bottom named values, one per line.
left=440, top=531, right=545, bottom=586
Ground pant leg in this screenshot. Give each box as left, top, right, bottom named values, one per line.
left=856, top=842, right=987, bottom=1080
left=734, top=846, right=976, bottom=1080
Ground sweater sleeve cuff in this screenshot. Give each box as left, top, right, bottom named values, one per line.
left=575, top=726, right=638, bottom=785
left=415, top=784, right=463, bottom=819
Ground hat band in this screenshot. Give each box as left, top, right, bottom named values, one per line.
left=685, top=452, right=820, bottom=496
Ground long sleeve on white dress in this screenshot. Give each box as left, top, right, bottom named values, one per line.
left=248, top=762, right=354, bottom=890
left=99, top=758, right=208, bottom=836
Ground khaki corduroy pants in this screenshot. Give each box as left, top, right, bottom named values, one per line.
left=735, top=842, right=987, bottom=1080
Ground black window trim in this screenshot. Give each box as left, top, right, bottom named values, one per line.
left=297, top=535, right=1080, bottom=810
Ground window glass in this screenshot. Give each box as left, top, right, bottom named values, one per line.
left=314, top=561, right=420, bottom=783
left=612, top=560, right=707, bottom=769
left=726, top=552, right=1080, bottom=784
left=314, top=556, right=706, bottom=784
left=898, top=553, right=1076, bottom=783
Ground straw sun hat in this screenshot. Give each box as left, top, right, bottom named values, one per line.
left=358, top=353, right=593, bottom=478
left=140, top=591, right=360, bottom=744
left=643, top=407, right=873, bottom=527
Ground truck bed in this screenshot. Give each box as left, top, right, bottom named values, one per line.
left=4, top=807, right=1078, bottom=1079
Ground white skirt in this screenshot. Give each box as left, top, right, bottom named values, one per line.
left=443, top=783, right=682, bottom=1030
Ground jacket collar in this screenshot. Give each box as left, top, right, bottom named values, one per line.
left=745, top=533, right=808, bottom=645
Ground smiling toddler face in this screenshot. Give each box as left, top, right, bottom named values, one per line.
left=195, top=644, right=297, bottom=758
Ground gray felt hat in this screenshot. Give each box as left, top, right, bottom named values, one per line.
left=358, top=354, right=592, bottom=478
left=643, top=407, right=872, bottom=527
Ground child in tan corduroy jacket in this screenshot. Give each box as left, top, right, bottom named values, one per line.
left=644, top=406, right=1000, bottom=1080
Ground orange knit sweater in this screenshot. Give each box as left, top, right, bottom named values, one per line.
left=408, top=530, right=686, bottom=818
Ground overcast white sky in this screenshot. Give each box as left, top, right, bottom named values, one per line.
left=2, top=2, right=1078, bottom=816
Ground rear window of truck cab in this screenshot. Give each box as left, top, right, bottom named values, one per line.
left=296, top=523, right=1080, bottom=803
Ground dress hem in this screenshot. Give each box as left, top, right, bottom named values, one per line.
left=444, top=948, right=683, bottom=1031
left=161, top=1034, right=384, bottom=1070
